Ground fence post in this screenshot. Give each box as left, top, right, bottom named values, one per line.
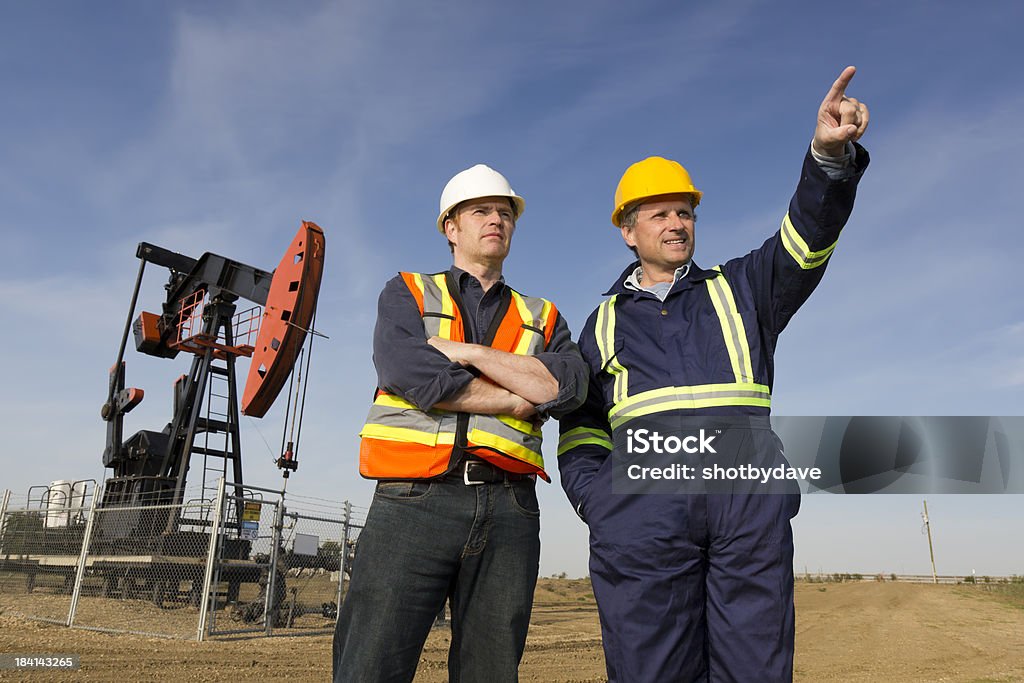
left=0, top=490, right=10, bottom=542
left=67, top=483, right=101, bottom=626
left=0, top=490, right=11, bottom=568
left=197, top=477, right=227, bottom=642
left=265, top=499, right=285, bottom=635
left=335, top=500, right=352, bottom=622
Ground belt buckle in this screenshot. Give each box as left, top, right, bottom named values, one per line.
left=463, top=460, right=486, bottom=485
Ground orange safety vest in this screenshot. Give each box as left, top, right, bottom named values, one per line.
left=359, top=271, right=559, bottom=482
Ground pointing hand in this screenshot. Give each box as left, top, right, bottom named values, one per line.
left=813, top=66, right=870, bottom=158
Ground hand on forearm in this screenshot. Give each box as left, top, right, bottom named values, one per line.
left=434, top=377, right=537, bottom=421
left=471, top=346, right=559, bottom=406
left=428, top=337, right=558, bottom=405
left=427, top=337, right=475, bottom=366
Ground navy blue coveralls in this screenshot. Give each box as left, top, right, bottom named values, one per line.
left=558, top=144, right=869, bottom=682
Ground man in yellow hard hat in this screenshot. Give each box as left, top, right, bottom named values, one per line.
left=558, top=67, right=870, bottom=681
left=333, top=164, right=587, bottom=682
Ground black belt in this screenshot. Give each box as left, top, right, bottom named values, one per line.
left=459, top=458, right=533, bottom=485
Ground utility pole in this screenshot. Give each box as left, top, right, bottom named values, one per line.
left=922, top=500, right=938, bottom=584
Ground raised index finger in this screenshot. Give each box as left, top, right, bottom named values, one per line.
left=823, top=66, right=857, bottom=106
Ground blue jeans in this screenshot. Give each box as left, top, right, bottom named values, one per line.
left=332, top=472, right=541, bottom=683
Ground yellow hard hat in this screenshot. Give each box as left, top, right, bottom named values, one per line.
left=611, top=156, right=702, bottom=227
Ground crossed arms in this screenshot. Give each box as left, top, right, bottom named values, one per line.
left=371, top=274, right=586, bottom=422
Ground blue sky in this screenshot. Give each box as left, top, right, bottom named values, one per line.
left=1, top=1, right=1022, bottom=577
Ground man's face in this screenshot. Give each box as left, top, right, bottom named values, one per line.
left=621, top=194, right=695, bottom=276
left=445, top=196, right=516, bottom=265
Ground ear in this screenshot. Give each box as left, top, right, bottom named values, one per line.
left=444, top=217, right=459, bottom=246
left=620, top=224, right=636, bottom=249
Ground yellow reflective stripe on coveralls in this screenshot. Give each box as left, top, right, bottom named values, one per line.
left=558, top=426, right=613, bottom=456
left=780, top=213, right=837, bottom=270
left=599, top=269, right=771, bottom=428
left=706, top=267, right=754, bottom=384
left=596, top=295, right=629, bottom=404
left=607, top=383, right=772, bottom=430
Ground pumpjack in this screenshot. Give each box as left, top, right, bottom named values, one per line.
left=0, top=223, right=324, bottom=609
left=99, top=222, right=325, bottom=539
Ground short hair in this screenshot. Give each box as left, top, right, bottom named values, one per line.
left=620, top=203, right=641, bottom=257
left=619, top=203, right=641, bottom=230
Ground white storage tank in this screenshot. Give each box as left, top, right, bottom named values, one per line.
left=45, top=480, right=73, bottom=528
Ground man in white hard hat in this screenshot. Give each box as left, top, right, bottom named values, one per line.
left=558, top=67, right=870, bottom=681
left=333, top=164, right=587, bottom=682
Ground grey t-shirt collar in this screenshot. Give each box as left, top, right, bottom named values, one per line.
left=623, top=262, right=691, bottom=301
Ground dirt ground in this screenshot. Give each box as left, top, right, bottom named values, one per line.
left=2, top=579, right=1023, bottom=682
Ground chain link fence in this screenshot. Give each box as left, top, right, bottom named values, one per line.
left=205, top=487, right=282, bottom=637
left=204, top=489, right=367, bottom=637
left=71, top=497, right=218, bottom=638
left=0, top=484, right=93, bottom=625
left=0, top=481, right=364, bottom=641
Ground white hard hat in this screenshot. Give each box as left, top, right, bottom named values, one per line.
left=436, top=164, right=525, bottom=233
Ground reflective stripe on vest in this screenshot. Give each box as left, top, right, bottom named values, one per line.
left=507, top=290, right=555, bottom=356
left=359, top=271, right=556, bottom=480
left=414, top=272, right=461, bottom=339
left=360, top=392, right=459, bottom=446
left=358, top=393, right=458, bottom=479
left=467, top=413, right=544, bottom=469
left=595, top=269, right=772, bottom=429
